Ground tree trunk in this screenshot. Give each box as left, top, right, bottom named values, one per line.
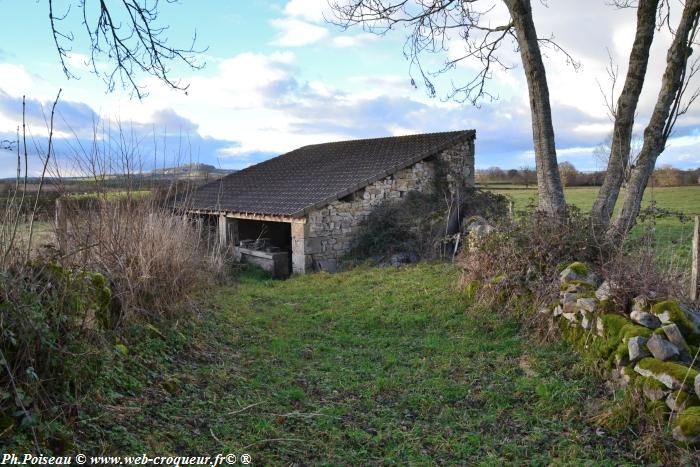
left=505, top=0, right=566, bottom=220
left=608, top=0, right=700, bottom=242
left=591, top=0, right=660, bottom=230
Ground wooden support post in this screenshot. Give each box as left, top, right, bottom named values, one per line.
left=218, top=213, right=228, bottom=250
left=691, top=216, right=699, bottom=303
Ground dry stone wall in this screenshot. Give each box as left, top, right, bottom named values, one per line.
left=545, top=261, right=700, bottom=446
left=303, top=141, right=474, bottom=270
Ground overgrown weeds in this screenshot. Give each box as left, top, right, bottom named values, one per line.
left=460, top=204, right=598, bottom=317
left=0, top=94, right=230, bottom=451
left=58, top=195, right=227, bottom=324
left=346, top=188, right=508, bottom=262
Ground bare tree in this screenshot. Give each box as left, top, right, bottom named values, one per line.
left=518, top=166, right=536, bottom=188
left=592, top=131, right=643, bottom=184
left=558, top=161, right=578, bottom=187
left=608, top=0, right=700, bottom=242
left=590, top=0, right=661, bottom=230
left=48, top=0, right=206, bottom=98
left=330, top=0, right=568, bottom=220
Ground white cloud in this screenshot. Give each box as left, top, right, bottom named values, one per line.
left=283, top=0, right=331, bottom=22
left=270, top=18, right=329, bottom=46
left=332, top=34, right=376, bottom=48
left=0, top=64, right=37, bottom=99
left=65, top=53, right=92, bottom=71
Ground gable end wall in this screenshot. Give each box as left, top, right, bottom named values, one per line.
left=301, top=140, right=474, bottom=270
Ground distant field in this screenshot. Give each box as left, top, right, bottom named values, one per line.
left=482, top=184, right=700, bottom=263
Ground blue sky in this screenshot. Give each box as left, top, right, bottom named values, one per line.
left=0, top=0, right=699, bottom=177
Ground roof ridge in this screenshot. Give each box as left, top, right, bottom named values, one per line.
left=297, top=129, right=473, bottom=151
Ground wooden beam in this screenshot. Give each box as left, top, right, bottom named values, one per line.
left=692, top=215, right=699, bottom=303
left=185, top=208, right=305, bottom=224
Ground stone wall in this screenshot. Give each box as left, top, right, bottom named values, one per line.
left=545, top=261, right=700, bottom=445
left=301, top=141, right=474, bottom=271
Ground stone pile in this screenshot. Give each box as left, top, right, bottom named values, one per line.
left=545, top=261, right=700, bottom=445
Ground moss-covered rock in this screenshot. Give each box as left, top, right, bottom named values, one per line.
left=666, top=389, right=700, bottom=413
left=568, top=262, right=589, bottom=276
left=634, top=358, right=699, bottom=391
left=651, top=301, right=700, bottom=345
left=672, top=406, right=700, bottom=445
left=642, top=377, right=667, bottom=401
left=559, top=261, right=596, bottom=286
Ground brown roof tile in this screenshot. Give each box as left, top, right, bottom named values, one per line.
left=185, top=130, right=474, bottom=217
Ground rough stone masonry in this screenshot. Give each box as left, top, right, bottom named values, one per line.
left=296, top=140, right=474, bottom=272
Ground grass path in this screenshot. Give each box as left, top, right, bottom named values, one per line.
left=83, top=264, right=644, bottom=464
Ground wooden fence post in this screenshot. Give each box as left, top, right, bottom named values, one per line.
left=692, top=216, right=699, bottom=303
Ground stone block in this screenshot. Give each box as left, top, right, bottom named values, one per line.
left=630, top=310, right=662, bottom=329
left=647, top=334, right=680, bottom=361
left=662, top=324, right=691, bottom=359
left=577, top=297, right=597, bottom=313
left=595, top=281, right=611, bottom=301
left=628, top=336, right=651, bottom=363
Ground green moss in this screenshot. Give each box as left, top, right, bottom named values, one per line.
left=562, top=313, right=650, bottom=368
left=669, top=390, right=700, bottom=409
left=619, top=323, right=653, bottom=341
left=613, top=342, right=629, bottom=367
left=567, top=261, right=589, bottom=276
left=675, top=406, right=700, bottom=438
left=559, top=280, right=595, bottom=291
left=644, top=377, right=665, bottom=392
left=636, top=358, right=699, bottom=385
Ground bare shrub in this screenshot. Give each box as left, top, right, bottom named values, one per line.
left=59, top=195, right=227, bottom=324
left=600, top=240, right=689, bottom=313
left=461, top=205, right=598, bottom=310
left=1, top=93, right=227, bottom=450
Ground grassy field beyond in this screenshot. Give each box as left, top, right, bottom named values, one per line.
left=79, top=264, right=656, bottom=464
left=486, top=185, right=700, bottom=261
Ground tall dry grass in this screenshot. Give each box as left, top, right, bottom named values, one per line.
left=0, top=92, right=230, bottom=451
left=58, top=195, right=228, bottom=324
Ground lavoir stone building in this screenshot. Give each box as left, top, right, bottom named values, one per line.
left=184, top=130, right=476, bottom=277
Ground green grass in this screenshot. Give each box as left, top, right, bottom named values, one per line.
left=486, top=185, right=700, bottom=261
left=78, top=264, right=650, bottom=464
left=66, top=190, right=151, bottom=201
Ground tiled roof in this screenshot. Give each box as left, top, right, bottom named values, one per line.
left=185, top=130, right=475, bottom=217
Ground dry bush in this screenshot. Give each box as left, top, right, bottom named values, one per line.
left=460, top=205, right=599, bottom=311
left=59, top=195, right=227, bottom=324
left=600, top=239, right=690, bottom=313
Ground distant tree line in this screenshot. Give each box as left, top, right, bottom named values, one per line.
left=476, top=164, right=700, bottom=188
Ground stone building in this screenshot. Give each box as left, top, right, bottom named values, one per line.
left=184, top=130, right=475, bottom=277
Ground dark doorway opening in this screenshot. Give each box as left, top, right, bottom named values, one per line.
left=237, top=219, right=291, bottom=251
